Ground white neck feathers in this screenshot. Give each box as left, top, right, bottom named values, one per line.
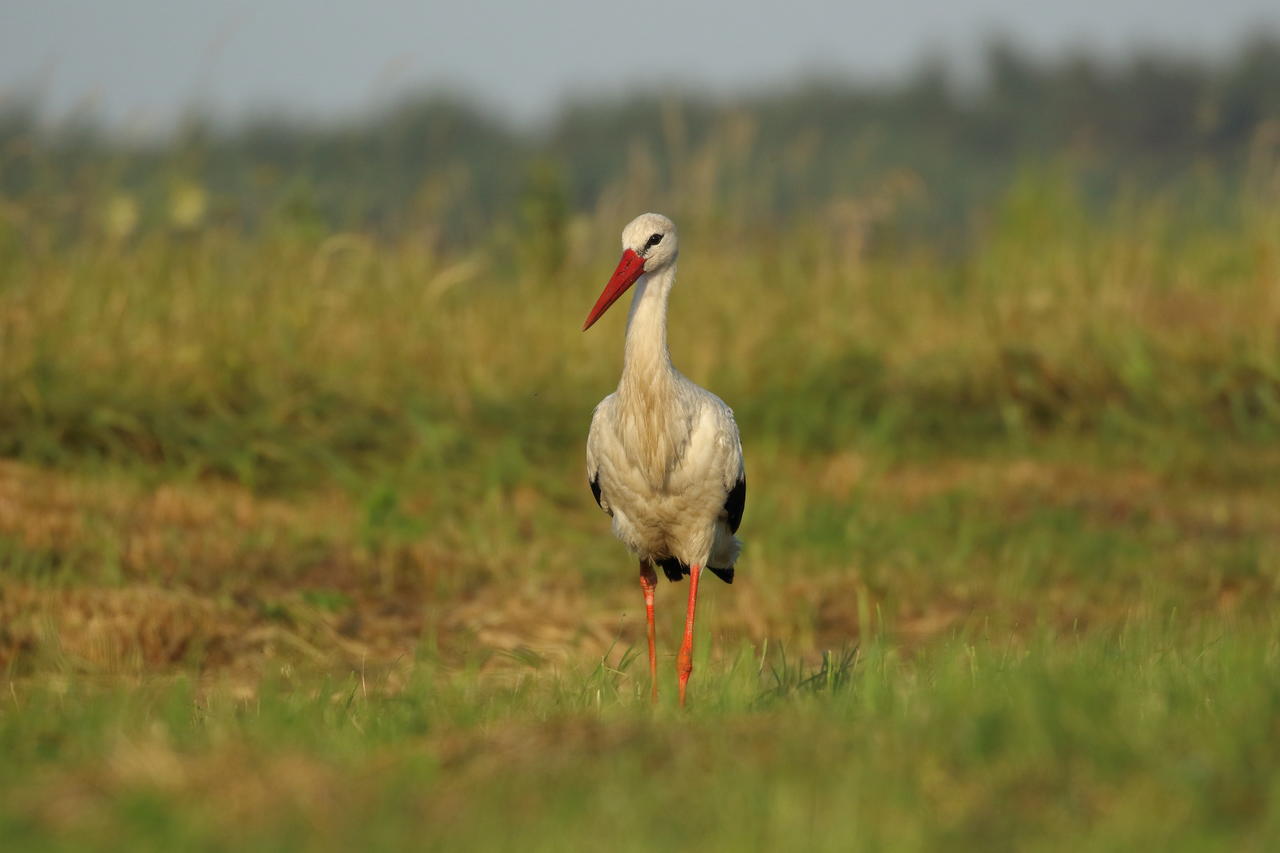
left=620, top=264, right=677, bottom=395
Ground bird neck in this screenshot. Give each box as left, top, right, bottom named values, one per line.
left=620, top=263, right=677, bottom=394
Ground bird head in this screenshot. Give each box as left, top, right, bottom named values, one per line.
left=582, top=213, right=678, bottom=331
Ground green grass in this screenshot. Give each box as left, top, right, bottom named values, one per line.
left=2, top=167, right=1280, bottom=848
left=3, top=627, right=1279, bottom=851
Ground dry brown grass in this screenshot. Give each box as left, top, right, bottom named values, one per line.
left=5, top=443, right=1277, bottom=685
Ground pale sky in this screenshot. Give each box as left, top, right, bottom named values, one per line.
left=3, top=0, right=1278, bottom=133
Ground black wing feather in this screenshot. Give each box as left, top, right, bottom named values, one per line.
left=724, top=476, right=746, bottom=534
left=589, top=474, right=611, bottom=516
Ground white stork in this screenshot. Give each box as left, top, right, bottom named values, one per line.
left=583, top=213, right=746, bottom=706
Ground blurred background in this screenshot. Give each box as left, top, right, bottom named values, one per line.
left=3, top=0, right=1280, bottom=656
left=2, top=0, right=1280, bottom=653
left=4, top=0, right=1280, bottom=244
left=4, top=3, right=1280, bottom=848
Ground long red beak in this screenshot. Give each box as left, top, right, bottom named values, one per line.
left=583, top=249, right=646, bottom=331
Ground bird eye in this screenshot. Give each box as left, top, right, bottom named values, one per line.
left=645, top=233, right=663, bottom=248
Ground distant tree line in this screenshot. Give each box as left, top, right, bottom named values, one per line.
left=2, top=35, right=1278, bottom=243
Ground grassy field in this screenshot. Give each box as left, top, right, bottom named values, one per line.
left=2, top=165, right=1280, bottom=849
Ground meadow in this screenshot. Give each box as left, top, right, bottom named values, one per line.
left=2, top=151, right=1280, bottom=849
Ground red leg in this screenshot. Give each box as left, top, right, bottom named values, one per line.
left=639, top=561, right=658, bottom=703
left=676, top=563, right=702, bottom=707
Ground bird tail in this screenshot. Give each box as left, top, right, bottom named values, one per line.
left=706, top=565, right=734, bottom=584
left=706, top=532, right=741, bottom=583
left=657, top=553, right=737, bottom=585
